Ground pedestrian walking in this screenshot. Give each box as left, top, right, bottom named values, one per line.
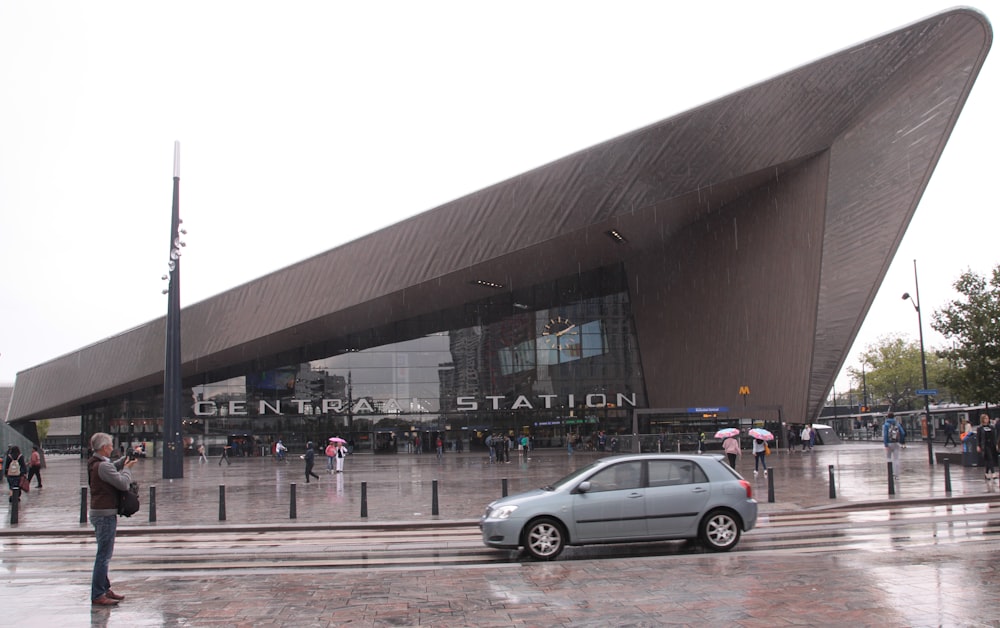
left=4, top=445, right=27, bottom=502
left=27, top=445, right=43, bottom=488
left=943, top=420, right=958, bottom=447
left=883, top=412, right=906, bottom=478
left=976, top=414, right=999, bottom=481
left=87, top=432, right=136, bottom=606
left=275, top=439, right=288, bottom=463
left=197, top=443, right=207, bottom=464
left=325, top=441, right=336, bottom=473
left=304, top=442, right=320, bottom=483
left=218, top=444, right=231, bottom=466
left=697, top=432, right=706, bottom=454
left=722, top=434, right=741, bottom=468
left=335, top=442, right=347, bottom=473
left=485, top=433, right=496, bottom=464
left=752, top=438, right=768, bottom=476
left=436, top=435, right=444, bottom=462
left=800, top=425, right=812, bottom=452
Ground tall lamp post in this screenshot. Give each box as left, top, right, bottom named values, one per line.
left=902, top=258, right=934, bottom=466
left=161, top=141, right=185, bottom=479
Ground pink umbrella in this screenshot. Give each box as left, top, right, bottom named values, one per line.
left=328, top=437, right=347, bottom=444
left=748, top=428, right=774, bottom=441
left=714, top=428, right=740, bottom=439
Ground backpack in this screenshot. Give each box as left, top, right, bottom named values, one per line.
left=888, top=423, right=901, bottom=443
left=117, top=481, right=141, bottom=517
left=6, top=458, right=20, bottom=476
left=485, top=435, right=493, bottom=447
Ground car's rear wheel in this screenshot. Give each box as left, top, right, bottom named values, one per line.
left=522, top=517, right=566, bottom=560
left=699, top=509, right=741, bottom=552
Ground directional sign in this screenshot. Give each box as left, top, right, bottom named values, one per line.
left=916, top=389, right=938, bottom=396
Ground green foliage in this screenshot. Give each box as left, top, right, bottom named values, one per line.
left=846, top=334, right=950, bottom=411
left=36, top=419, right=50, bottom=441
left=931, top=265, right=1000, bottom=405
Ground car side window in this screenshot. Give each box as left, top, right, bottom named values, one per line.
left=648, top=460, right=708, bottom=487
left=585, top=461, right=643, bottom=492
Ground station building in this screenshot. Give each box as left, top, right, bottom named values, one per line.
left=5, top=9, right=992, bottom=456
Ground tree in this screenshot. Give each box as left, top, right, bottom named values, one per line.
left=931, top=265, right=1000, bottom=405
left=36, top=419, right=50, bottom=441
left=846, top=334, right=950, bottom=411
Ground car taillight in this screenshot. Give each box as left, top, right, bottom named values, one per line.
left=740, top=479, right=752, bottom=499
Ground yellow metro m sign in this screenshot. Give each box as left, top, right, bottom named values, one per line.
left=738, top=385, right=751, bottom=396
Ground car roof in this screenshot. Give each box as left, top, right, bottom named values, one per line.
left=591, top=453, right=724, bottom=464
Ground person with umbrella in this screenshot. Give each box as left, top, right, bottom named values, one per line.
left=749, top=427, right=773, bottom=477
left=723, top=436, right=742, bottom=468
left=716, top=428, right=741, bottom=468
left=331, top=438, right=348, bottom=474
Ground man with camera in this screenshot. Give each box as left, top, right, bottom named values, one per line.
left=88, top=432, right=137, bottom=606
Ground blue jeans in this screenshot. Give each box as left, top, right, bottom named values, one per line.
left=754, top=452, right=768, bottom=471
left=91, top=514, right=117, bottom=600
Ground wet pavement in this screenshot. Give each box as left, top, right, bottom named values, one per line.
left=2, top=441, right=995, bottom=530
left=3, top=442, right=1000, bottom=626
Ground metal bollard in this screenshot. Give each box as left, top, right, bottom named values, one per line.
left=80, top=487, right=88, bottom=523
left=361, top=481, right=368, bottom=518
left=290, top=483, right=297, bottom=519
left=219, top=484, right=227, bottom=521
left=828, top=465, right=836, bottom=499
left=944, top=458, right=952, bottom=494
left=767, top=470, right=775, bottom=503
left=432, top=479, right=439, bottom=516
left=149, top=486, right=157, bottom=522
left=502, top=478, right=508, bottom=497
left=888, top=462, right=895, bottom=495
left=9, top=489, right=19, bottom=525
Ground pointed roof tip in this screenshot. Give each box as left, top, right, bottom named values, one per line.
left=173, top=141, right=180, bottom=178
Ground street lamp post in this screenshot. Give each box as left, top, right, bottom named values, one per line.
left=902, top=258, right=934, bottom=467
left=162, top=141, right=185, bottom=479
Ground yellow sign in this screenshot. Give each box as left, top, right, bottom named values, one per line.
left=738, top=385, right=751, bottom=396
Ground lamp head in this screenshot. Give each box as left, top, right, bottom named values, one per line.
left=901, top=292, right=911, bottom=300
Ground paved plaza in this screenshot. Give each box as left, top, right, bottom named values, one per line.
left=4, top=442, right=1000, bottom=626
left=3, top=441, right=994, bottom=531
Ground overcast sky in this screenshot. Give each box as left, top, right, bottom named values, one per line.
left=1, top=1, right=996, bottom=400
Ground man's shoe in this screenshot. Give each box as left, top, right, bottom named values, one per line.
left=105, top=590, right=125, bottom=601
left=92, top=595, right=120, bottom=606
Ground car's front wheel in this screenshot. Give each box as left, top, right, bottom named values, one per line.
left=699, top=509, right=741, bottom=551
left=522, top=517, right=566, bottom=560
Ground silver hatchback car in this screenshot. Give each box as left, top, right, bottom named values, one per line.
left=480, top=453, right=757, bottom=560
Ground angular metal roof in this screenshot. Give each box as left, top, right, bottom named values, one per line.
left=8, top=8, right=992, bottom=423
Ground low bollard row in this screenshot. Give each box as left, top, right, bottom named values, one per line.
left=63, top=465, right=960, bottom=529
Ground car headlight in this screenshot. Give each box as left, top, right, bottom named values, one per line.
left=487, top=505, right=519, bottom=520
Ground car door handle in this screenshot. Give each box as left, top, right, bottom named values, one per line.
left=690, top=487, right=708, bottom=494
left=627, top=492, right=643, bottom=499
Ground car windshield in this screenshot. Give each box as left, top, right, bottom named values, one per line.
left=541, top=460, right=604, bottom=491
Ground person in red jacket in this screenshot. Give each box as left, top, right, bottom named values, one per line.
left=27, top=446, right=43, bottom=488
left=88, top=432, right=137, bottom=606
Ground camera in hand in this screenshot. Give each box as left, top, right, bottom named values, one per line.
left=126, top=448, right=139, bottom=461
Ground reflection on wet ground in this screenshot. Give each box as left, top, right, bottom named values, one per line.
left=5, top=444, right=1000, bottom=625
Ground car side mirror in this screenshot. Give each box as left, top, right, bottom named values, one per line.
left=576, top=481, right=592, bottom=493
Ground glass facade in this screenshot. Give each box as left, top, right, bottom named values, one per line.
left=82, top=266, right=648, bottom=456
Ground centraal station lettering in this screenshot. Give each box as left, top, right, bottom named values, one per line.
left=192, top=392, right=637, bottom=416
